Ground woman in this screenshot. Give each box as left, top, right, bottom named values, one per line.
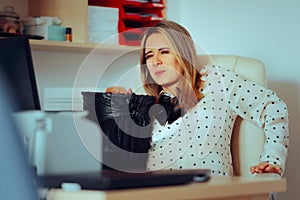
left=106, top=20, right=289, bottom=176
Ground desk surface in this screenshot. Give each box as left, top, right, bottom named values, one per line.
left=47, top=174, right=286, bottom=200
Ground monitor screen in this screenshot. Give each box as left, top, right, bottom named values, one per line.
left=0, top=36, right=40, bottom=111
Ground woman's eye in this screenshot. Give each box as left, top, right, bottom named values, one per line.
left=160, top=49, right=170, bottom=54
left=145, top=54, right=153, bottom=60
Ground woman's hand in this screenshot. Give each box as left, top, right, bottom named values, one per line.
left=250, top=162, right=282, bottom=175
left=105, top=86, right=132, bottom=94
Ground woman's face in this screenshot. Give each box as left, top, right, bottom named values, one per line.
left=145, top=33, right=183, bottom=94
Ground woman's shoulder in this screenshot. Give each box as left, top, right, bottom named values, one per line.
left=199, top=65, right=231, bottom=79
left=200, top=64, right=226, bottom=74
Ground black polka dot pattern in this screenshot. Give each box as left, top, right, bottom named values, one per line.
left=147, top=65, right=289, bottom=176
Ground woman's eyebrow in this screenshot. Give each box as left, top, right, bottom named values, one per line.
left=145, top=50, right=153, bottom=56
left=159, top=47, right=170, bottom=50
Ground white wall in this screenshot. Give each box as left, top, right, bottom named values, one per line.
left=166, top=0, right=299, bottom=199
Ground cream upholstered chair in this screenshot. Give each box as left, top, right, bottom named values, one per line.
left=198, top=55, right=267, bottom=176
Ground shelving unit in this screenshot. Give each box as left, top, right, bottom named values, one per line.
left=88, top=0, right=165, bottom=46
left=28, top=0, right=166, bottom=46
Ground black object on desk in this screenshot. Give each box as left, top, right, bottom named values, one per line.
left=81, top=92, right=186, bottom=172
left=38, top=169, right=211, bottom=190
left=82, top=92, right=155, bottom=172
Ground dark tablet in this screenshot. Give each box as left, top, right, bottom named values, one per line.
left=38, top=169, right=211, bottom=190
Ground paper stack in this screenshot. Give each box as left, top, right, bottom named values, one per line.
left=88, top=6, right=119, bottom=44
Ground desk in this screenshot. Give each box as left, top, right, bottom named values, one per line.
left=46, top=174, right=286, bottom=200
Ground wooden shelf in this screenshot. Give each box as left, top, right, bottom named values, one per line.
left=29, top=40, right=139, bottom=53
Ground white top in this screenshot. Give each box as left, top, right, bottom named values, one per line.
left=147, top=65, right=289, bottom=176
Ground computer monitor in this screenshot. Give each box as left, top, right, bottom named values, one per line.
left=0, top=36, right=40, bottom=111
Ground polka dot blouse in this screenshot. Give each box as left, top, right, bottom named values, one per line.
left=147, top=65, right=289, bottom=176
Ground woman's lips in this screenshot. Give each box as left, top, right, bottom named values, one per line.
left=155, top=70, right=165, bottom=76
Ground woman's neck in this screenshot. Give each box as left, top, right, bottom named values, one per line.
left=162, top=86, right=179, bottom=97
left=162, top=78, right=183, bottom=97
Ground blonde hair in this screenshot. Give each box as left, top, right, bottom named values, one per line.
left=140, top=20, right=204, bottom=109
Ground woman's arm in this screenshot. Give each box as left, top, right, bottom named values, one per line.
left=215, top=65, right=289, bottom=175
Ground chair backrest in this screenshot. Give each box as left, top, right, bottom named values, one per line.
left=198, top=55, right=267, bottom=176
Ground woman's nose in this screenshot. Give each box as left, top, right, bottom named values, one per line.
left=152, top=52, right=162, bottom=67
